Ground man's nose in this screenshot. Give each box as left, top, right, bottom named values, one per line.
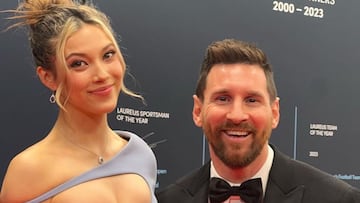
left=226, top=102, right=249, bottom=124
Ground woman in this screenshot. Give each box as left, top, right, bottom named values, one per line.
left=0, top=0, right=158, bottom=202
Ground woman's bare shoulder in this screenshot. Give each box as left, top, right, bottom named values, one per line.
left=0, top=142, right=55, bottom=202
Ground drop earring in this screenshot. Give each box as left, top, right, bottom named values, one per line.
left=49, top=92, right=56, bottom=104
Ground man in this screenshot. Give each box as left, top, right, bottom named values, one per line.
left=156, top=39, right=360, bottom=203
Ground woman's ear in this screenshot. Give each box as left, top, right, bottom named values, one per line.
left=37, top=66, right=57, bottom=91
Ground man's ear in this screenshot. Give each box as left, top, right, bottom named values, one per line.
left=192, top=95, right=203, bottom=127
left=271, top=97, right=280, bottom=129
left=37, top=66, right=57, bottom=91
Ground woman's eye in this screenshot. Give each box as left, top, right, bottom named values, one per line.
left=104, top=51, right=115, bottom=60
left=69, top=60, right=87, bottom=68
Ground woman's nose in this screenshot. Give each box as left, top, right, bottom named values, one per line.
left=93, top=62, right=109, bottom=82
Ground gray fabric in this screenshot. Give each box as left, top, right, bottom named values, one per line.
left=27, top=130, right=158, bottom=203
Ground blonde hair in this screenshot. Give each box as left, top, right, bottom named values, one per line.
left=5, top=0, right=143, bottom=110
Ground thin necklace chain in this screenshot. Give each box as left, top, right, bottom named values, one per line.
left=63, top=134, right=109, bottom=165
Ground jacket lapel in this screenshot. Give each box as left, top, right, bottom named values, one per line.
left=264, top=180, right=304, bottom=203
left=264, top=145, right=305, bottom=203
left=178, top=162, right=211, bottom=203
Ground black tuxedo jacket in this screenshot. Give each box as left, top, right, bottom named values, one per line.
left=156, top=146, right=360, bottom=203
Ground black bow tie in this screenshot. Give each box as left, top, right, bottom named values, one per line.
left=208, top=177, right=263, bottom=203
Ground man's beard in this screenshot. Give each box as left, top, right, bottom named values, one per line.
left=207, top=122, right=270, bottom=168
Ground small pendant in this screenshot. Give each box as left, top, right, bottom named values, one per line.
left=98, top=156, right=104, bottom=165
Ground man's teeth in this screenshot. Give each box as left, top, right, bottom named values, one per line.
left=226, top=131, right=248, bottom=137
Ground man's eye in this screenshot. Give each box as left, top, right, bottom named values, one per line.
left=216, top=96, right=230, bottom=103
left=246, top=97, right=257, bottom=103
left=69, top=60, right=87, bottom=68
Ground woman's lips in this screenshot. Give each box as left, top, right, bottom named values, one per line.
left=89, top=85, right=113, bottom=95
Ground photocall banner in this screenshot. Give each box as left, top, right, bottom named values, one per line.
left=1, top=0, right=359, bottom=189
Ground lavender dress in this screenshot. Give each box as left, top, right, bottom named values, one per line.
left=27, top=130, right=158, bottom=203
